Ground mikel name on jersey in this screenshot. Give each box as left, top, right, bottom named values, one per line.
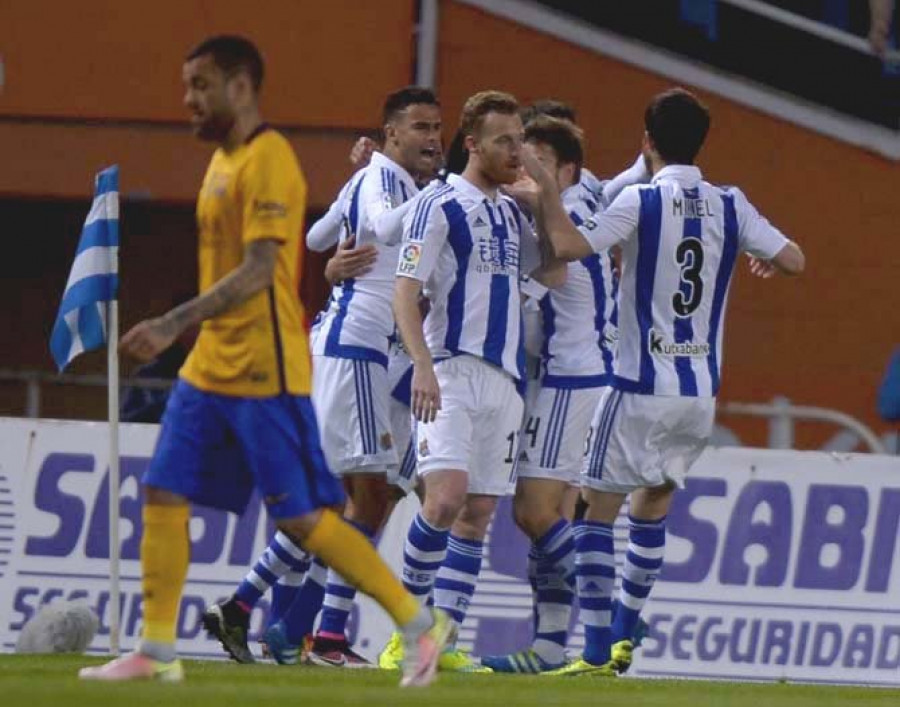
left=672, top=197, right=715, bottom=218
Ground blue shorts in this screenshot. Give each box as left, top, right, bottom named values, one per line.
left=144, top=380, right=345, bottom=518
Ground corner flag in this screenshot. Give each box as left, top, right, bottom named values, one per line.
left=50, top=165, right=120, bottom=371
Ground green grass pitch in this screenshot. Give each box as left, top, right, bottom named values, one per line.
left=2, top=655, right=900, bottom=707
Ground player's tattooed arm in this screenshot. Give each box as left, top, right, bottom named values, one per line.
left=121, top=239, right=279, bottom=362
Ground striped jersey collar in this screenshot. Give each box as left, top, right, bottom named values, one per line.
left=447, top=172, right=502, bottom=204
left=651, top=164, right=702, bottom=187
left=369, top=150, right=416, bottom=186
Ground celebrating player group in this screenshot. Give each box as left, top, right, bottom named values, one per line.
left=80, top=34, right=804, bottom=687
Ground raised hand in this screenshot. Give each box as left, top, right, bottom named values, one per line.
left=349, top=136, right=377, bottom=168
left=503, top=171, right=541, bottom=212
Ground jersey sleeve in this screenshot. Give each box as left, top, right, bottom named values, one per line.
left=306, top=182, right=349, bottom=252
left=357, top=166, right=423, bottom=246
left=579, top=168, right=605, bottom=201
left=241, top=137, right=305, bottom=244
left=579, top=185, right=641, bottom=253
left=729, top=187, right=790, bottom=259
left=600, top=153, right=651, bottom=209
left=357, top=166, right=395, bottom=237
left=372, top=198, right=418, bottom=246
left=396, top=190, right=449, bottom=282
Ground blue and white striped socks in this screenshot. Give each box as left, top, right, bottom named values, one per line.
left=611, top=516, right=666, bottom=643
left=235, top=531, right=310, bottom=608
left=434, top=535, right=483, bottom=628
left=573, top=520, right=615, bottom=666
left=283, top=557, right=328, bottom=644
left=402, top=513, right=450, bottom=602
left=527, top=545, right=541, bottom=635
left=317, top=523, right=375, bottom=638
left=269, top=563, right=310, bottom=627
left=530, top=519, right=575, bottom=664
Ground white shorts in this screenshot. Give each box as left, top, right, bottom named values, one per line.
left=388, top=346, right=416, bottom=494
left=312, top=355, right=399, bottom=477
left=581, top=390, right=714, bottom=494
left=416, top=355, right=524, bottom=496
left=515, top=385, right=605, bottom=485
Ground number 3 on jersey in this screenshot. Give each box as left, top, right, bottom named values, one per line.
left=673, top=238, right=704, bottom=317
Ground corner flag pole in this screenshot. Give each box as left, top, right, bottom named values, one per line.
left=108, top=293, right=121, bottom=655
left=49, top=164, right=121, bottom=654
left=106, top=171, right=122, bottom=657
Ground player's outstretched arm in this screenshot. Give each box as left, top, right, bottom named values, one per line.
left=769, top=240, right=805, bottom=276
left=121, top=239, right=278, bottom=362
left=393, top=276, right=440, bottom=423
left=521, top=149, right=593, bottom=262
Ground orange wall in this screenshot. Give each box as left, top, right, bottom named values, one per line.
left=0, top=0, right=415, bottom=126
left=439, top=2, right=900, bottom=444
left=0, top=121, right=361, bottom=209
left=0, top=1, right=416, bottom=209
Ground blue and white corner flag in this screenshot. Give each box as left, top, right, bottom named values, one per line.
left=50, top=165, right=120, bottom=371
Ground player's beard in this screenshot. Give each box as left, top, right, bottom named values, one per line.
left=405, top=142, right=440, bottom=182
left=487, top=159, right=519, bottom=186
left=194, top=110, right=236, bottom=143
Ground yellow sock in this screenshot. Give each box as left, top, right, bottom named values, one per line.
left=303, top=509, right=420, bottom=627
left=140, top=504, right=190, bottom=644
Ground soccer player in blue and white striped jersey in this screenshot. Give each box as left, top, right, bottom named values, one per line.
left=481, top=115, right=616, bottom=673
left=298, top=87, right=442, bottom=667
left=526, top=88, right=804, bottom=676
left=384, top=91, right=565, bottom=672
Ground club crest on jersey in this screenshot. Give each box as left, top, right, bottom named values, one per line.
left=398, top=243, right=422, bottom=274
left=648, top=329, right=711, bottom=358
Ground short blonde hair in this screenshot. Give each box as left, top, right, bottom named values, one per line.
left=459, top=90, right=519, bottom=138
